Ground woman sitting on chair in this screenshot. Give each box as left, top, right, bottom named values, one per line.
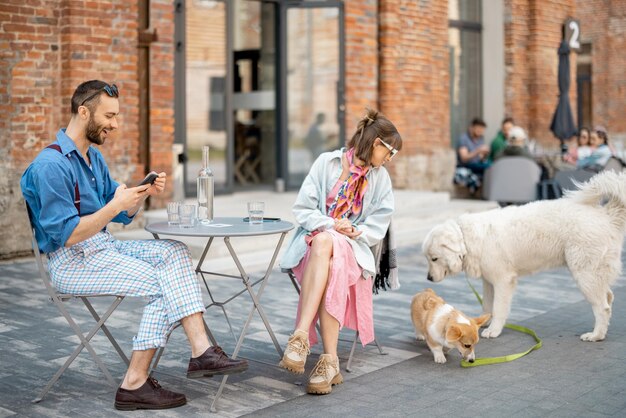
left=279, top=109, right=402, bottom=395
left=577, top=127, right=613, bottom=172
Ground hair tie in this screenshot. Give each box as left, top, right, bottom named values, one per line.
left=366, top=116, right=375, bottom=123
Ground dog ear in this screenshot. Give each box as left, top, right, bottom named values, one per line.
left=473, top=314, right=491, bottom=328
left=446, top=325, right=462, bottom=341
left=423, top=297, right=438, bottom=310
left=442, top=220, right=467, bottom=255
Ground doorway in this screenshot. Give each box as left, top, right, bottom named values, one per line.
left=280, top=1, right=345, bottom=189
left=232, top=0, right=277, bottom=189
left=175, top=0, right=344, bottom=195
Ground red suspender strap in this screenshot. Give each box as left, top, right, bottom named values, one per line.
left=46, top=144, right=81, bottom=214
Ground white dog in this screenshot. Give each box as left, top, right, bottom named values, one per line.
left=422, top=171, right=626, bottom=341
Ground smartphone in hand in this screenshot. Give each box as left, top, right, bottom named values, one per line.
left=137, top=172, right=159, bottom=187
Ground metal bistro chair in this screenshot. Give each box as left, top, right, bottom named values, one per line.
left=553, top=168, right=596, bottom=197
left=26, top=207, right=129, bottom=403
left=283, top=268, right=387, bottom=373
left=482, top=156, right=542, bottom=204
left=603, top=156, right=626, bottom=173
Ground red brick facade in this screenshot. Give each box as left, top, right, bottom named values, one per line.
left=577, top=0, right=626, bottom=142
left=344, top=0, right=378, bottom=132
left=1, top=0, right=625, bottom=258
left=504, top=0, right=577, bottom=144
left=377, top=0, right=451, bottom=189
left=0, top=0, right=174, bottom=257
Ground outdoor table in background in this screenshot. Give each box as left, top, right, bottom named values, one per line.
left=145, top=217, right=294, bottom=412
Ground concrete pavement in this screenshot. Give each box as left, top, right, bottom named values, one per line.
left=1, top=191, right=625, bottom=417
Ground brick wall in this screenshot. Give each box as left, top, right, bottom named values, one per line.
left=377, top=0, right=454, bottom=190
left=577, top=0, right=626, bottom=145
left=505, top=0, right=576, bottom=146
left=2, top=0, right=623, bottom=258
left=343, top=0, right=378, bottom=143
left=0, top=1, right=175, bottom=258
left=148, top=0, right=176, bottom=208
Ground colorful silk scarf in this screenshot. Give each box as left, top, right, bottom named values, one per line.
left=328, top=148, right=369, bottom=219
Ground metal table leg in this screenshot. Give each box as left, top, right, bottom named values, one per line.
left=149, top=233, right=217, bottom=373
left=210, top=232, right=286, bottom=412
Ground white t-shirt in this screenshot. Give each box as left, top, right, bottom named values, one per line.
left=577, top=146, right=592, bottom=160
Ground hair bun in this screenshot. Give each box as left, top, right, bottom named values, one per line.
left=364, top=108, right=378, bottom=126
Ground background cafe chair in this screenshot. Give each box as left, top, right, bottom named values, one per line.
left=482, top=156, right=542, bottom=205
left=603, top=156, right=626, bottom=173
left=553, top=168, right=596, bottom=198
left=25, top=205, right=129, bottom=403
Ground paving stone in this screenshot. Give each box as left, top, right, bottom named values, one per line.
left=3, top=233, right=626, bottom=416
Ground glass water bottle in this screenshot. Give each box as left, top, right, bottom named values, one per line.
left=197, top=145, right=214, bottom=224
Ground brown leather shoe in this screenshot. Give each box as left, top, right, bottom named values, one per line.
left=187, top=345, right=248, bottom=378
left=114, top=376, right=186, bottom=410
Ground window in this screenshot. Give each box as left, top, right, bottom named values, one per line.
left=577, top=42, right=592, bottom=129
left=448, top=0, right=482, bottom=148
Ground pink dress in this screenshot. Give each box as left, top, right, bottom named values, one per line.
left=292, top=179, right=375, bottom=346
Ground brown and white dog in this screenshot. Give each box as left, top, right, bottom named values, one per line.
left=411, top=288, right=490, bottom=364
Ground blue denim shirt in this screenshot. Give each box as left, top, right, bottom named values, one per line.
left=21, top=129, right=134, bottom=253
left=280, top=148, right=394, bottom=277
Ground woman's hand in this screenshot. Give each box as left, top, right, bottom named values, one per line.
left=334, top=218, right=362, bottom=239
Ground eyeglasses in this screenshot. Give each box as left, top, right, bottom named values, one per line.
left=378, top=138, right=398, bottom=160
left=80, top=83, right=119, bottom=107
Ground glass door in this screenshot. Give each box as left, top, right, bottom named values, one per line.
left=176, top=0, right=232, bottom=196
left=280, top=1, right=345, bottom=189
left=232, top=0, right=277, bottom=189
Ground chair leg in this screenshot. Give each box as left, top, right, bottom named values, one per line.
left=82, top=297, right=129, bottom=366
left=346, top=330, right=359, bottom=373
left=373, top=337, right=387, bottom=355
left=344, top=331, right=388, bottom=374
left=34, top=297, right=121, bottom=403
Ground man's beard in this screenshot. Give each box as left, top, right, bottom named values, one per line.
left=86, top=117, right=106, bottom=145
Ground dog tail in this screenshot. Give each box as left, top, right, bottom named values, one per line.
left=567, top=171, right=626, bottom=225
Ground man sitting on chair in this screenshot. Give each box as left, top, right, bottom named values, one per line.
left=20, top=80, right=247, bottom=410
left=493, top=126, right=534, bottom=161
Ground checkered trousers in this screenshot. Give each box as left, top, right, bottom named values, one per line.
left=47, top=231, right=205, bottom=351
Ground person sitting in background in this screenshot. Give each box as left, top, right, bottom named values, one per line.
left=577, top=127, right=613, bottom=171
left=457, top=118, right=490, bottom=174
left=489, top=117, right=514, bottom=162
left=494, top=126, right=534, bottom=161
left=454, top=118, right=490, bottom=195
left=564, top=127, right=591, bottom=165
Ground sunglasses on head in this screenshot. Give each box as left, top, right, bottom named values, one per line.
left=378, top=138, right=398, bottom=160
left=80, top=83, right=119, bottom=107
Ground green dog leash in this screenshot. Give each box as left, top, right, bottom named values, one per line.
left=460, top=277, right=542, bottom=367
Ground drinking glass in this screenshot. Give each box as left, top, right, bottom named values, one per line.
left=247, top=201, right=264, bottom=225
left=167, top=201, right=180, bottom=227
left=178, top=204, right=197, bottom=228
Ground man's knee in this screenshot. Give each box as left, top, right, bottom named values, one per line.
left=160, top=239, right=192, bottom=259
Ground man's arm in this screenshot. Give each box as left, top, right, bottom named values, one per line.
left=67, top=172, right=167, bottom=246
left=458, top=145, right=488, bottom=163
left=65, top=184, right=151, bottom=246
